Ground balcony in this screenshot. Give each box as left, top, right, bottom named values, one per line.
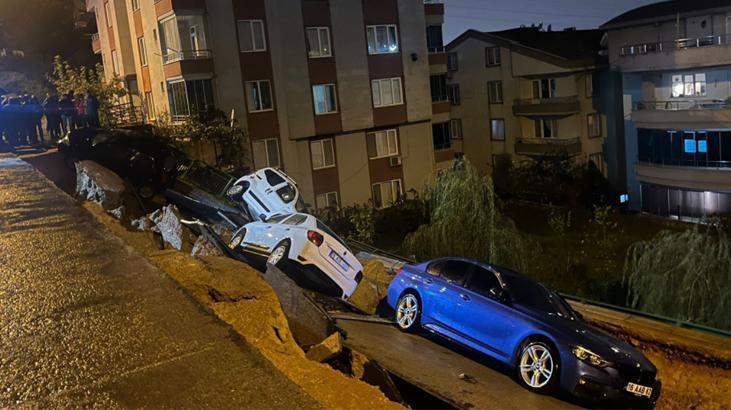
left=614, top=34, right=731, bottom=72
left=428, top=46, right=447, bottom=65
left=512, top=96, right=580, bottom=117
left=636, top=162, right=731, bottom=192
left=424, top=0, right=444, bottom=15
left=632, top=99, right=731, bottom=129
left=162, top=49, right=212, bottom=65
left=91, top=33, right=101, bottom=54
left=514, top=137, right=582, bottom=156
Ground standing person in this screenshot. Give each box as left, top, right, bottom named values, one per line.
left=43, top=93, right=61, bottom=142
left=0, top=96, right=8, bottom=147
left=74, top=92, right=86, bottom=127
left=29, top=95, right=43, bottom=144
left=21, top=95, right=41, bottom=145
left=4, top=97, right=23, bottom=147
left=85, top=91, right=100, bottom=128
left=59, top=92, right=74, bottom=135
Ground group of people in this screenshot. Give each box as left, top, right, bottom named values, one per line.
left=0, top=91, right=100, bottom=148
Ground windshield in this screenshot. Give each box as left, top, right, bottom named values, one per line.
left=505, top=274, right=576, bottom=319
left=316, top=220, right=351, bottom=251
left=265, top=169, right=286, bottom=186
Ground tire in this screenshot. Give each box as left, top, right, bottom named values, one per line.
left=516, top=340, right=559, bottom=393
left=267, top=241, right=289, bottom=267
left=137, top=184, right=155, bottom=200
left=395, top=292, right=421, bottom=333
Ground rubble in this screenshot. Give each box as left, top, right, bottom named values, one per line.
left=349, top=260, right=396, bottom=315
left=306, top=332, right=343, bottom=363
left=191, top=234, right=224, bottom=258
left=107, top=205, right=125, bottom=220
left=149, top=205, right=185, bottom=251
left=75, top=160, right=125, bottom=211
left=130, top=216, right=152, bottom=231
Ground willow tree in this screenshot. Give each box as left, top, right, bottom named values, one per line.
left=404, top=158, right=530, bottom=271
left=623, top=222, right=731, bottom=331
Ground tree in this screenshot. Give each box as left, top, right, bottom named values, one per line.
left=404, top=158, right=532, bottom=271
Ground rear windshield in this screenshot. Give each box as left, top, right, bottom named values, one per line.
left=276, top=185, right=296, bottom=203
left=282, top=214, right=307, bottom=225
left=266, top=214, right=290, bottom=223
left=265, top=169, right=286, bottom=186
left=505, top=274, right=576, bottom=319
left=316, top=220, right=350, bottom=251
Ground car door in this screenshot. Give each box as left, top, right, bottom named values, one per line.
left=421, top=259, right=472, bottom=332
left=455, top=264, right=517, bottom=359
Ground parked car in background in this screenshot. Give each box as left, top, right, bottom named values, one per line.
left=225, top=167, right=307, bottom=221
left=59, top=127, right=182, bottom=198
left=228, top=213, right=363, bottom=299
left=387, top=257, right=661, bottom=408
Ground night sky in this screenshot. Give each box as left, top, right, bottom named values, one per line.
left=444, top=0, right=663, bottom=41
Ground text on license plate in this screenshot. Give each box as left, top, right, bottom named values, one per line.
left=329, top=250, right=349, bottom=271
left=626, top=382, right=652, bottom=398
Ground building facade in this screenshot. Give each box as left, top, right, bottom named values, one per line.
left=86, top=0, right=451, bottom=210
left=603, top=0, right=731, bottom=219
left=445, top=28, right=621, bottom=182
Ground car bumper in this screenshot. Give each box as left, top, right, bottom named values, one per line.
left=563, top=358, right=661, bottom=408
left=296, top=243, right=359, bottom=299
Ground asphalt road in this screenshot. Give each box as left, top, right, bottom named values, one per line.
left=336, top=317, right=580, bottom=410
left=0, top=154, right=319, bottom=408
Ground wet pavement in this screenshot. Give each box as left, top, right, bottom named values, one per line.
left=0, top=155, right=319, bottom=408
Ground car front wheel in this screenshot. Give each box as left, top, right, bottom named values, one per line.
left=516, top=341, right=558, bottom=393
left=395, top=292, right=421, bottom=333
left=268, top=242, right=289, bottom=266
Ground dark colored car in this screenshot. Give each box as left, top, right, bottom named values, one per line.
left=387, top=257, right=661, bottom=408
left=59, top=127, right=182, bottom=198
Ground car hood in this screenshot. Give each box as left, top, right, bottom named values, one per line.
left=523, top=307, right=656, bottom=371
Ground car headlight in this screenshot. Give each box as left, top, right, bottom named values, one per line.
left=572, top=346, right=610, bottom=368
left=228, top=235, right=243, bottom=249
left=227, top=185, right=244, bottom=197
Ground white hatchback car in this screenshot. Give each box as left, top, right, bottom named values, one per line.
left=228, top=213, right=363, bottom=299
left=226, top=167, right=307, bottom=221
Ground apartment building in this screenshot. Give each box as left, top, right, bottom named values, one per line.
left=86, top=0, right=452, bottom=211
left=603, top=0, right=731, bottom=219
left=445, top=27, right=623, bottom=185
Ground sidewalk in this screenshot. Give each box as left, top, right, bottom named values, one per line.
left=0, top=154, right=319, bottom=408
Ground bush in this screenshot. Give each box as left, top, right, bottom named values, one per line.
left=623, top=222, right=731, bottom=331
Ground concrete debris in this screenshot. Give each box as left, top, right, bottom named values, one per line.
left=107, top=205, right=125, bottom=220
left=150, top=205, right=185, bottom=251
left=348, top=260, right=396, bottom=315
left=191, top=234, right=224, bottom=258
left=75, top=160, right=125, bottom=211
left=350, top=349, right=370, bottom=379
left=130, top=216, right=152, bottom=231
left=459, top=373, right=477, bottom=384
left=306, top=332, right=343, bottom=363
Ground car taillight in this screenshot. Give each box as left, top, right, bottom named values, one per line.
left=307, top=230, right=323, bottom=247
left=394, top=266, right=403, bottom=275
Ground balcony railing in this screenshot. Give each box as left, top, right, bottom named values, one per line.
left=515, top=137, right=582, bottom=156
left=161, top=49, right=212, bottom=64
left=514, top=96, right=578, bottom=106
left=428, top=46, right=445, bottom=53
left=635, top=99, right=728, bottom=111
left=620, top=35, right=729, bottom=57
left=517, top=137, right=580, bottom=145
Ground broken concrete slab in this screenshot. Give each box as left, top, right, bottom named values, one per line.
left=191, top=234, right=224, bottom=258
left=306, top=332, right=343, bottom=363
left=149, top=205, right=185, bottom=251
left=75, top=160, right=125, bottom=211
left=348, top=260, right=397, bottom=315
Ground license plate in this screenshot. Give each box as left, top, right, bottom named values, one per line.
left=329, top=250, right=349, bottom=271
left=626, top=382, right=652, bottom=398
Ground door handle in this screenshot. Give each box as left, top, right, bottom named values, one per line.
left=460, top=294, right=470, bottom=301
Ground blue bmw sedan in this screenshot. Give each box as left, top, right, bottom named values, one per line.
left=387, top=257, right=661, bottom=407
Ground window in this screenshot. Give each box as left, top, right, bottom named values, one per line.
left=283, top=214, right=308, bottom=225
left=312, top=84, right=337, bottom=114
left=372, top=179, right=402, bottom=209
left=426, top=25, right=443, bottom=50
left=237, top=20, right=266, bottom=52
left=585, top=73, right=595, bottom=97
left=366, top=24, right=399, bottom=54
left=104, top=1, right=112, bottom=27
left=532, top=78, right=556, bottom=99
left=252, top=138, right=280, bottom=169
left=246, top=80, right=273, bottom=112
left=440, top=260, right=471, bottom=285
left=467, top=265, right=502, bottom=298
left=672, top=73, right=706, bottom=97
left=535, top=119, right=558, bottom=138
left=426, top=260, right=446, bottom=276
left=448, top=84, right=460, bottom=105
left=131, top=0, right=140, bottom=10
left=306, top=27, right=331, bottom=58
left=447, top=52, right=458, bottom=71
left=367, top=129, right=399, bottom=159
left=310, top=138, right=335, bottom=169
left=189, top=25, right=201, bottom=51
left=487, top=81, right=503, bottom=103
left=159, top=17, right=180, bottom=56
left=450, top=119, right=463, bottom=139
left=316, top=192, right=339, bottom=210
left=111, top=50, right=119, bottom=75
left=587, top=113, right=601, bottom=138
left=144, top=91, right=155, bottom=120
left=491, top=119, right=505, bottom=140
left=432, top=122, right=451, bottom=150
left=371, top=77, right=403, bottom=107
left=267, top=214, right=290, bottom=224
left=485, top=46, right=501, bottom=66
left=137, top=37, right=147, bottom=66
left=167, top=79, right=215, bottom=119
left=589, top=152, right=605, bottom=174
left=430, top=74, right=448, bottom=102
left=264, top=169, right=285, bottom=186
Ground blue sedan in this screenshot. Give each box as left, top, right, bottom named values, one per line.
left=387, top=257, right=661, bottom=407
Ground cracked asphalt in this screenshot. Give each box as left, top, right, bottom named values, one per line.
left=0, top=154, right=319, bottom=408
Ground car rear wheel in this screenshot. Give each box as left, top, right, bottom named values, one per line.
left=395, top=292, right=421, bottom=333
left=268, top=242, right=289, bottom=266
left=516, top=341, right=558, bottom=393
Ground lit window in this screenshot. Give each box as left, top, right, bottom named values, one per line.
left=491, top=119, right=505, bottom=140
left=306, top=27, right=331, bottom=58
left=310, top=139, right=336, bottom=169
left=138, top=37, right=147, bottom=66
left=253, top=138, right=280, bottom=169
left=246, top=80, right=273, bottom=112
left=312, top=84, right=337, bottom=114
left=372, top=77, right=403, bottom=107
left=237, top=20, right=266, bottom=52
left=367, top=129, right=399, bottom=159
left=372, top=180, right=402, bottom=209
left=366, top=25, right=399, bottom=54
left=672, top=73, right=706, bottom=97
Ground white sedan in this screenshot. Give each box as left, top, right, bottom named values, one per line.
left=226, top=167, right=307, bottom=221
left=228, top=213, right=363, bottom=299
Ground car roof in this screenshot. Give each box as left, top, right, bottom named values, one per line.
left=427, top=256, right=531, bottom=283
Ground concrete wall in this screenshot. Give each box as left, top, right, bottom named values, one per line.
left=400, top=121, right=434, bottom=194
left=398, top=0, right=431, bottom=123
left=335, top=131, right=372, bottom=207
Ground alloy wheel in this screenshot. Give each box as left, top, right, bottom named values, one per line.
left=268, top=244, right=287, bottom=265
left=519, top=343, right=554, bottom=389
left=396, top=294, right=419, bottom=329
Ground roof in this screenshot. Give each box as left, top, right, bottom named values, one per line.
left=602, top=0, right=731, bottom=29
left=447, top=27, right=606, bottom=69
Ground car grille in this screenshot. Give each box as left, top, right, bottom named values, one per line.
left=616, top=364, right=656, bottom=386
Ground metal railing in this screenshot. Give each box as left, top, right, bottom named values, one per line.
left=513, top=95, right=578, bottom=106
left=428, top=46, right=446, bottom=53
left=635, top=99, right=728, bottom=111
left=161, top=49, right=212, bottom=64
left=431, top=95, right=449, bottom=103
left=637, top=159, right=731, bottom=169
left=620, top=34, right=729, bottom=57
left=516, top=136, right=580, bottom=145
